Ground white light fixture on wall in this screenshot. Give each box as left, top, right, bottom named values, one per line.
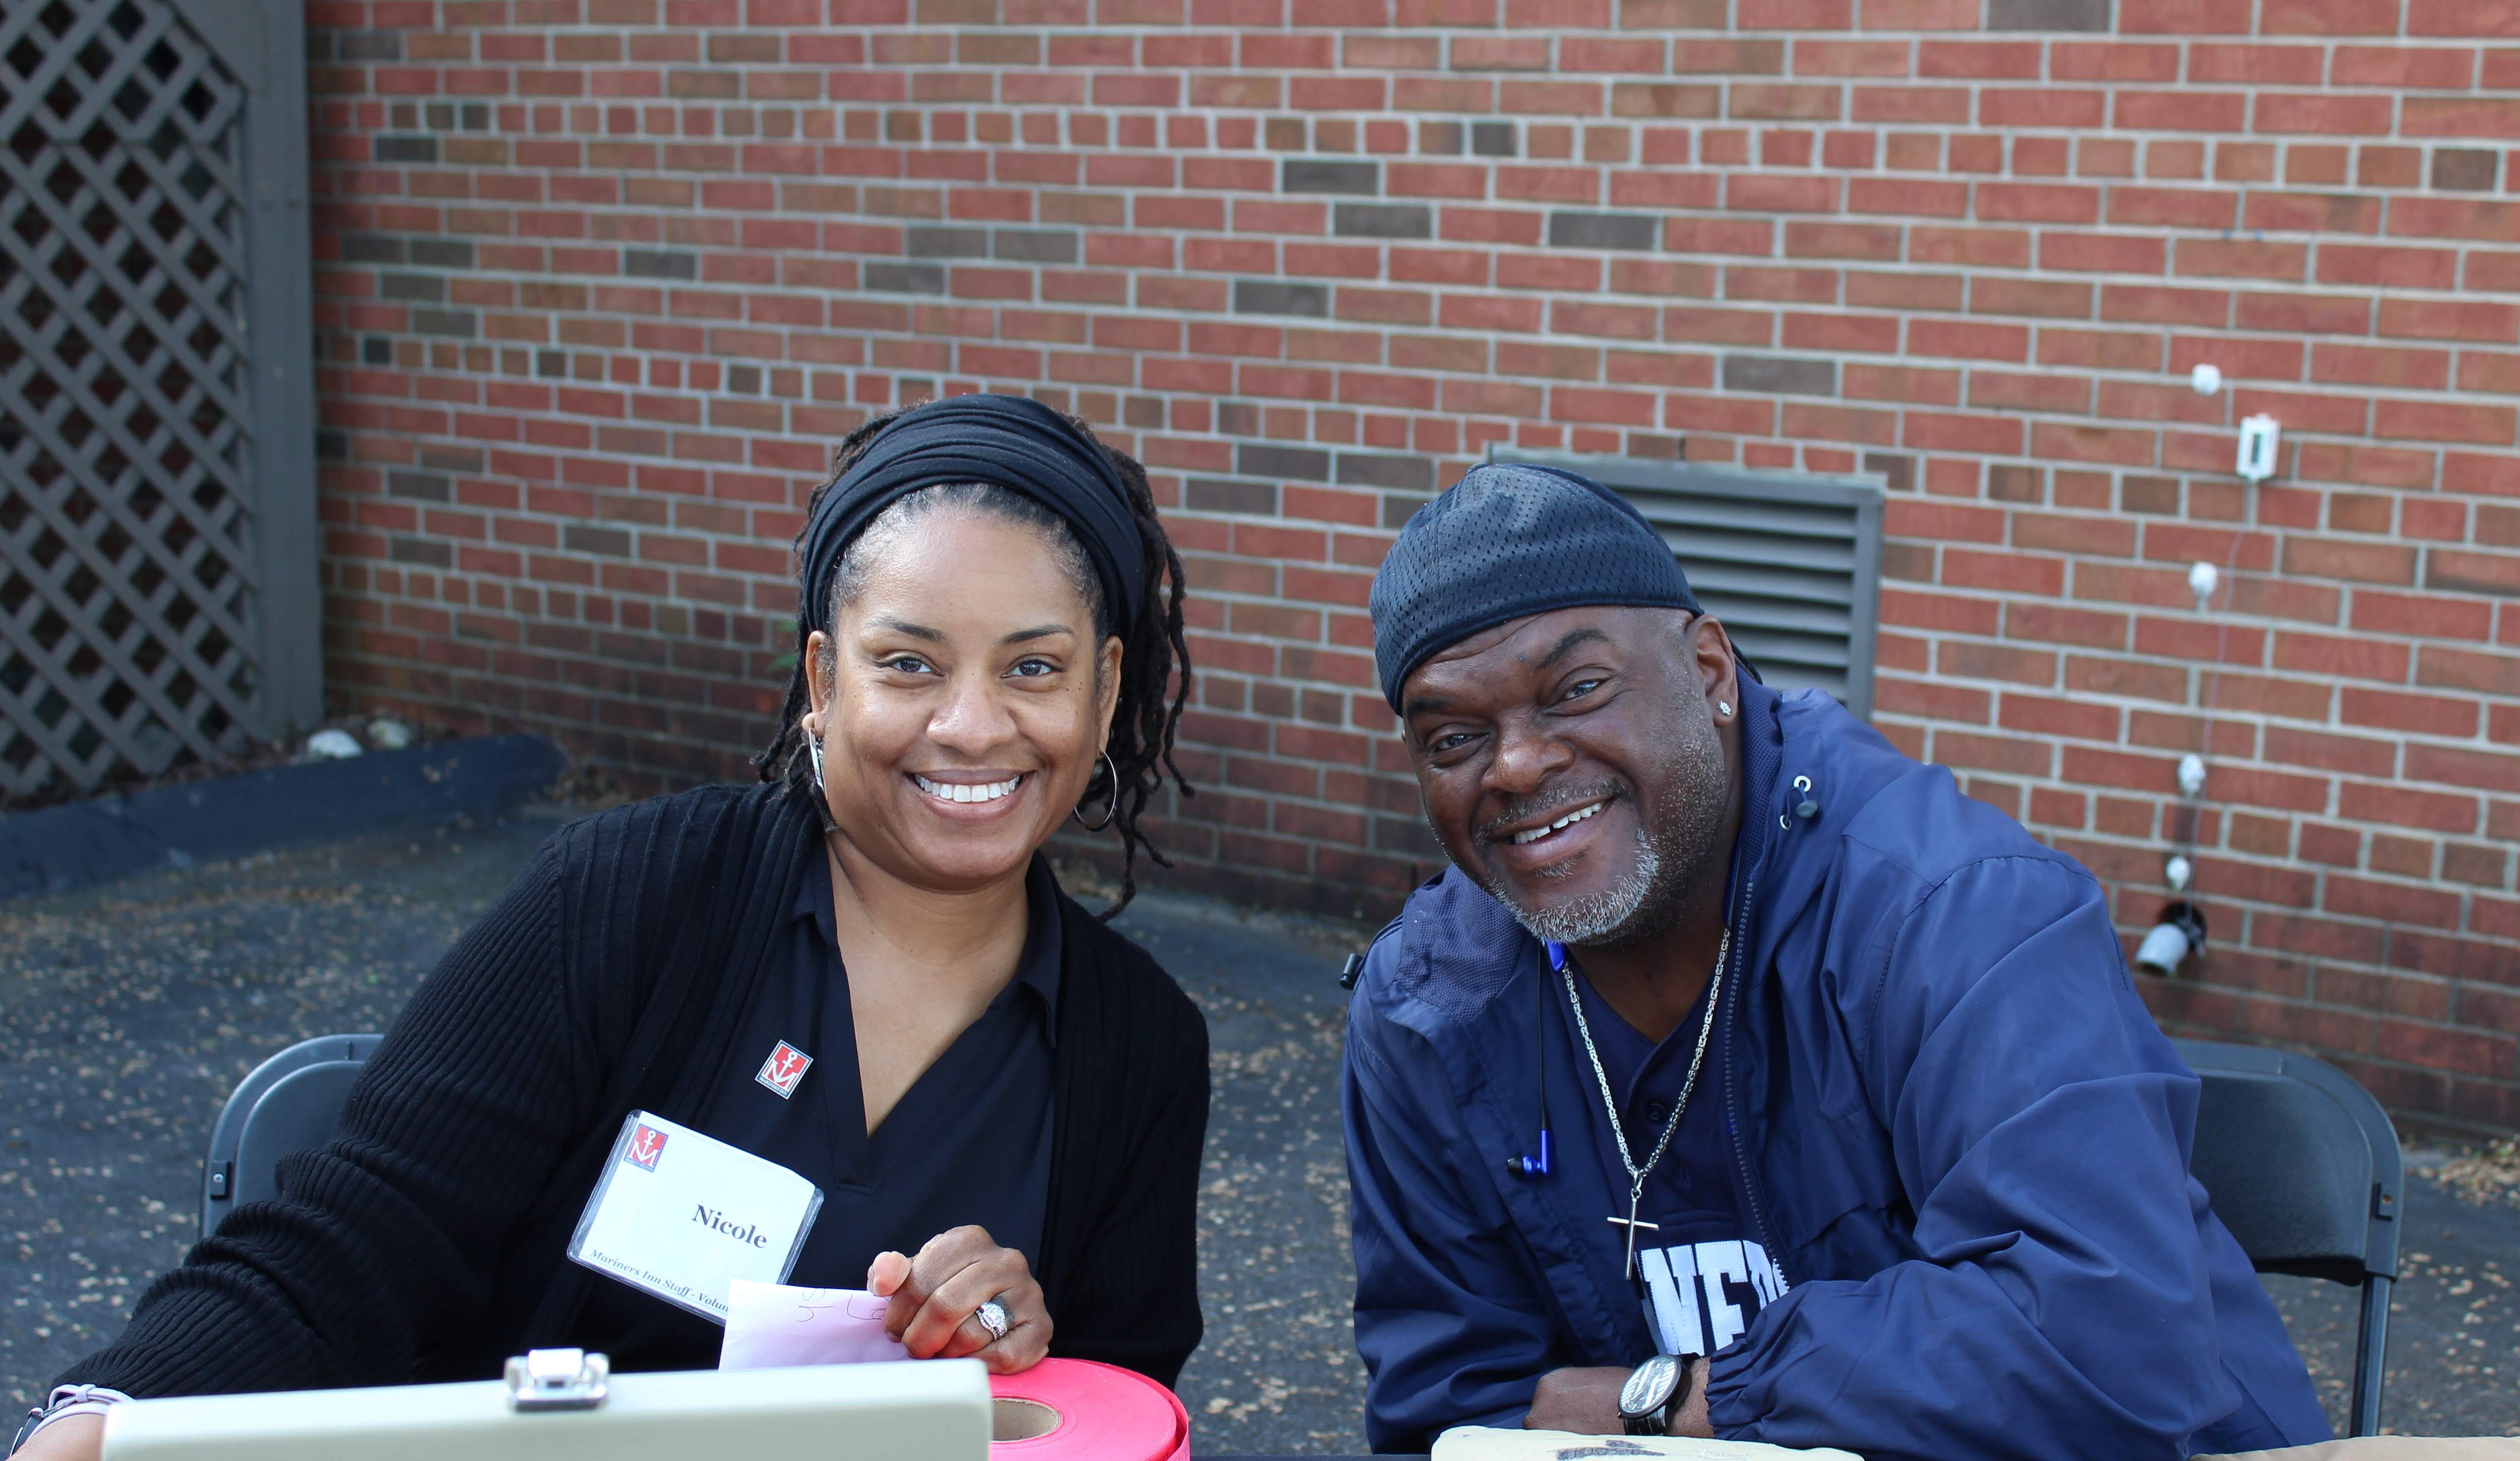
left=2235, top=414, right=2281, bottom=483
left=2135, top=902, right=2208, bottom=977
left=2187, top=560, right=2218, bottom=612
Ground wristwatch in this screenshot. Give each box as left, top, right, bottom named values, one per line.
left=10, top=1386, right=131, bottom=1455
left=1617, top=1352, right=1689, bottom=1437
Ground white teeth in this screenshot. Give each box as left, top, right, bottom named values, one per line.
left=1509, top=800, right=1603, bottom=845
left=914, top=774, right=1021, bottom=804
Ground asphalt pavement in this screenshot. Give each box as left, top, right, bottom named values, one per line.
left=3, top=807, right=2514, bottom=1449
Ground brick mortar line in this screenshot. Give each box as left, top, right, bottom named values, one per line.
left=331, top=36, right=2509, bottom=70
left=319, top=237, right=2520, bottom=310
left=336, top=108, right=2516, bottom=153
left=320, top=321, right=2520, bottom=416
left=319, top=224, right=2493, bottom=256
left=327, top=167, right=2520, bottom=222
left=332, top=81, right=2518, bottom=128
left=329, top=251, right=2520, bottom=317
left=367, top=140, right=2517, bottom=185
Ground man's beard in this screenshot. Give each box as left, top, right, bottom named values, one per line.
left=1467, top=712, right=1729, bottom=950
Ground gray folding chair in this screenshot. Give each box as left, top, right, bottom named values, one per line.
left=200, top=1034, right=382, bottom=1238
left=2173, top=1037, right=2401, bottom=1437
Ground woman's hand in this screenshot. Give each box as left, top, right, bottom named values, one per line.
left=867, top=1225, right=1051, bottom=1374
left=12, top=1413, right=104, bottom=1461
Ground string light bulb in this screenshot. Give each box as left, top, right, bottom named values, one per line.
left=2177, top=753, right=2208, bottom=799
left=2188, top=561, right=2218, bottom=613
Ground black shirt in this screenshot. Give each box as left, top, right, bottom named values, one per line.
left=1561, top=963, right=1781, bottom=1359
left=579, top=848, right=1062, bottom=1368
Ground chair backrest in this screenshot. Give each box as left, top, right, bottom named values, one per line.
left=201, top=1033, right=383, bottom=1239
left=2173, top=1038, right=2402, bottom=1287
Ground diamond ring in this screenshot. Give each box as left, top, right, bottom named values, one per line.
left=974, top=1298, right=1009, bottom=1343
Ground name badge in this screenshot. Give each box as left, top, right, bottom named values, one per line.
left=565, top=1111, right=824, bottom=1324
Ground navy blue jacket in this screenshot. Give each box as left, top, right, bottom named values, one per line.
left=1343, top=680, right=2329, bottom=1457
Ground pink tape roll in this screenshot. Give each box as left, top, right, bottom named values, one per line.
left=989, top=1357, right=1189, bottom=1461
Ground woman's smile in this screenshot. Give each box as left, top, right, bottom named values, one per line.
left=910, top=770, right=1030, bottom=814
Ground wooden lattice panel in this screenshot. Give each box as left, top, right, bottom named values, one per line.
left=0, top=0, right=264, bottom=798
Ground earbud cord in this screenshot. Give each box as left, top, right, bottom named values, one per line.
left=1535, top=943, right=1550, bottom=1168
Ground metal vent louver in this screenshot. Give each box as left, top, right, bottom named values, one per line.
left=1488, top=452, right=1886, bottom=719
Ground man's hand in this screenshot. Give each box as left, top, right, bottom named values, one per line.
left=866, top=1224, right=1051, bottom=1374
left=1523, top=1358, right=1714, bottom=1437
left=12, top=1412, right=104, bottom=1461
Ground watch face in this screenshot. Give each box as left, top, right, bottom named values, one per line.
left=1619, top=1352, right=1680, bottom=1417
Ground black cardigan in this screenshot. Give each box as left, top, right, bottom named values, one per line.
left=61, top=784, right=1210, bottom=1393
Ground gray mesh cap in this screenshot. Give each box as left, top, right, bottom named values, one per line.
left=1369, top=462, right=1703, bottom=710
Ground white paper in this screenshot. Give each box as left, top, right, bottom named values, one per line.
left=719, top=1281, right=912, bottom=1371
left=565, top=1111, right=824, bottom=1324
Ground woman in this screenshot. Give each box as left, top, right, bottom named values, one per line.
left=14, top=395, right=1207, bottom=1457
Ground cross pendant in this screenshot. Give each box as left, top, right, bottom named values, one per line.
left=1605, top=1184, right=1659, bottom=1281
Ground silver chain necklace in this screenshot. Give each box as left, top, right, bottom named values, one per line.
left=1561, top=926, right=1729, bottom=1282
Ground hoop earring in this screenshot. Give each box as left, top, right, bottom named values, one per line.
left=1072, top=750, right=1119, bottom=832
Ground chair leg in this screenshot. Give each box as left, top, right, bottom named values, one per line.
left=2348, top=1274, right=2390, bottom=1438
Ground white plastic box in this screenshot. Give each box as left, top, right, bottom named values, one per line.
left=102, top=1355, right=991, bottom=1461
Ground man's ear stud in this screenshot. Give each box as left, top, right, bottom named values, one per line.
left=1718, top=700, right=1731, bottom=716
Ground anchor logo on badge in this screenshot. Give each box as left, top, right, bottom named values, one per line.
left=625, top=1122, right=667, bottom=1170
left=756, top=1040, right=812, bottom=1100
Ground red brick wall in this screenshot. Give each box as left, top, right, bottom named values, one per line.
left=308, top=0, right=2520, bottom=1128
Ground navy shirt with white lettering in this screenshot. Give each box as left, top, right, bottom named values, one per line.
left=1557, top=952, right=1784, bottom=1359
left=578, top=850, right=1060, bottom=1368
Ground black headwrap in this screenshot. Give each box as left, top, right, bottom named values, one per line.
left=797, top=393, right=1146, bottom=634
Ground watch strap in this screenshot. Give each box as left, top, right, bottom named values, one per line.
left=1664, top=1353, right=1699, bottom=1431
left=9, top=1385, right=132, bottom=1455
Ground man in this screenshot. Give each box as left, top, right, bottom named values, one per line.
left=1342, top=463, right=2329, bottom=1458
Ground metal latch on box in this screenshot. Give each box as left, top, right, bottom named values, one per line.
left=504, top=1348, right=610, bottom=1412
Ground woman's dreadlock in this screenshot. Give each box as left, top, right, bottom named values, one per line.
left=756, top=400, right=1193, bottom=916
